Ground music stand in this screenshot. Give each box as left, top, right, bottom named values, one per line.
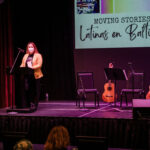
left=104, top=68, right=128, bottom=105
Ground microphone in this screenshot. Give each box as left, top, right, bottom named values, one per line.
left=18, top=48, right=25, bottom=53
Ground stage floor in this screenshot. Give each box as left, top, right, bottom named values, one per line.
left=0, top=100, right=148, bottom=150
left=0, top=100, right=133, bottom=119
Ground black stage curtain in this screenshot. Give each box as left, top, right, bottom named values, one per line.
left=9, top=0, right=77, bottom=101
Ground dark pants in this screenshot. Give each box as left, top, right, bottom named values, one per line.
left=34, top=78, right=41, bottom=107
left=25, top=75, right=41, bottom=108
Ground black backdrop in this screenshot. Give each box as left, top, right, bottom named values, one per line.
left=9, top=0, right=77, bottom=101
left=8, top=0, right=150, bottom=104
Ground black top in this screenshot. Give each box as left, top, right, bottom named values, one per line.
left=25, top=54, right=34, bottom=77
left=26, top=54, right=33, bottom=67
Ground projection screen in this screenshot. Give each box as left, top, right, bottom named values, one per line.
left=75, top=0, right=150, bottom=49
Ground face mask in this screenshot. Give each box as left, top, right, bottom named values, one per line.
left=28, top=47, right=34, bottom=53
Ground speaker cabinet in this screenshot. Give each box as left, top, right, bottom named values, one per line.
left=132, top=99, right=150, bottom=119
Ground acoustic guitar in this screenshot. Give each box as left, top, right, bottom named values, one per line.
left=102, top=81, right=115, bottom=102
left=102, top=63, right=116, bottom=103
left=146, top=85, right=150, bottom=99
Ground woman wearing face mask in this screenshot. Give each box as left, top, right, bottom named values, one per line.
left=20, top=42, right=43, bottom=110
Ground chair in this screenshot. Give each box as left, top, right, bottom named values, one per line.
left=76, top=72, right=99, bottom=108
left=120, top=72, right=145, bottom=107
left=75, top=136, right=108, bottom=150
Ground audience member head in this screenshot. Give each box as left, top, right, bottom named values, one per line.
left=13, top=139, right=33, bottom=150
left=44, top=125, right=70, bottom=150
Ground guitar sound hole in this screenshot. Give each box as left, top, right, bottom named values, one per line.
left=107, top=87, right=112, bottom=91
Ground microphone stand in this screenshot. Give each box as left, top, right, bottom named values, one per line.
left=10, top=49, right=23, bottom=74
left=7, top=48, right=24, bottom=113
